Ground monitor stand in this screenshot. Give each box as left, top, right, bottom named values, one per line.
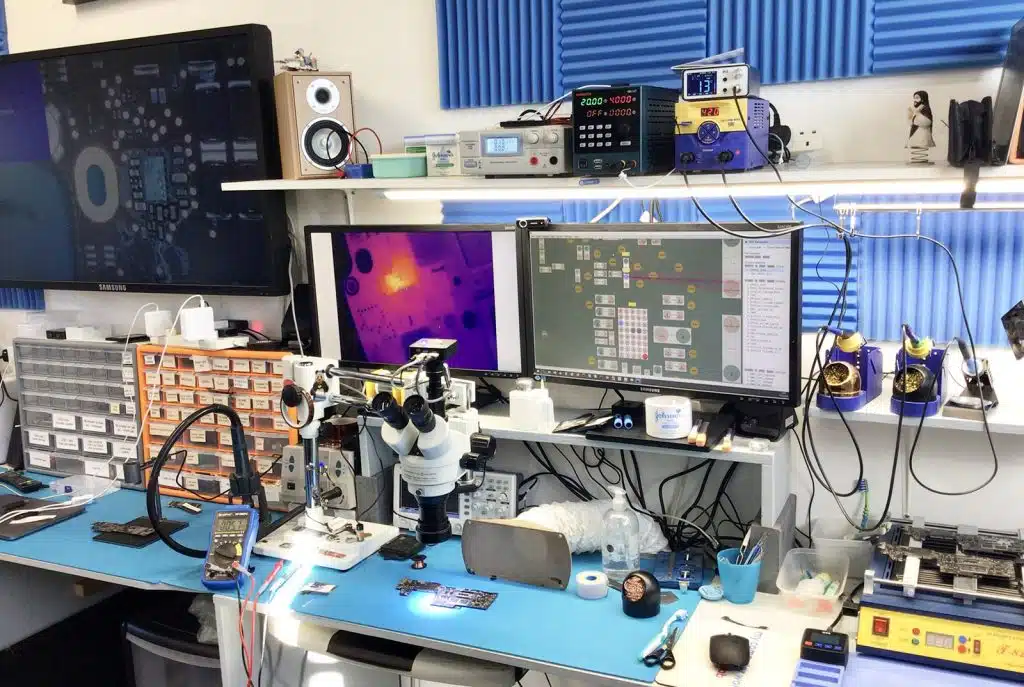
left=724, top=402, right=796, bottom=441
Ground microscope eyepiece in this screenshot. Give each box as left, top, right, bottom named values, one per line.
left=371, top=392, right=409, bottom=430
left=403, top=394, right=436, bottom=433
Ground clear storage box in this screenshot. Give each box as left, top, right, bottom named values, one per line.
left=776, top=547, right=849, bottom=616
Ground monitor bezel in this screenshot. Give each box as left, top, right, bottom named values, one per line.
left=305, top=223, right=529, bottom=379
left=525, top=222, right=803, bottom=407
left=0, top=25, right=289, bottom=295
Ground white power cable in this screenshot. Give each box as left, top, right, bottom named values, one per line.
left=0, top=478, right=120, bottom=526
left=285, top=214, right=305, bottom=356
left=110, top=294, right=206, bottom=466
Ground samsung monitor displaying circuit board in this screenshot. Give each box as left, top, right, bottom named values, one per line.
left=307, top=224, right=526, bottom=377
left=0, top=25, right=288, bottom=294
left=527, top=223, right=801, bottom=406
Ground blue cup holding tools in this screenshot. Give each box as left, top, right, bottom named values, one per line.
left=717, top=548, right=760, bottom=604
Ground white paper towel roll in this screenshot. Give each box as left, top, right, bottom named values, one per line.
left=645, top=396, right=693, bottom=439
left=575, top=570, right=609, bottom=600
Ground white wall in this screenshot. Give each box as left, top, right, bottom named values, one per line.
left=3, top=0, right=1023, bottom=558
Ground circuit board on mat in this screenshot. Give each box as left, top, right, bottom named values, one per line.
left=395, top=578, right=497, bottom=610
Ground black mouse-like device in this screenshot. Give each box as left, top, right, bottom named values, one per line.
left=709, top=633, right=750, bottom=671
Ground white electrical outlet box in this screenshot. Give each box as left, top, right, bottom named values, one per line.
left=792, top=127, right=823, bottom=153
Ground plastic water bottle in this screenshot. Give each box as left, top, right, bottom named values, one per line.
left=602, top=486, right=640, bottom=585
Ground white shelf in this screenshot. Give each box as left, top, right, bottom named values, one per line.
left=221, top=162, right=1024, bottom=196
left=362, top=406, right=779, bottom=466
left=808, top=381, right=1024, bottom=436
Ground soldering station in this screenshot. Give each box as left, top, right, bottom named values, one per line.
left=3, top=9, right=1024, bottom=687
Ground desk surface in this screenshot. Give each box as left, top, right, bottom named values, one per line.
left=260, top=539, right=701, bottom=686
left=0, top=476, right=217, bottom=592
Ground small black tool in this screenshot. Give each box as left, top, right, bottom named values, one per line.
left=380, top=534, right=424, bottom=561
left=106, top=334, right=149, bottom=344
left=643, top=627, right=679, bottom=669
left=622, top=570, right=661, bottom=618
left=0, top=471, right=45, bottom=494
left=799, top=628, right=848, bottom=666
left=709, top=634, right=750, bottom=671
left=169, top=500, right=203, bottom=514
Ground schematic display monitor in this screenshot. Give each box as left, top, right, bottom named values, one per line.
left=528, top=224, right=801, bottom=405
left=0, top=25, right=288, bottom=294
left=308, top=225, right=525, bottom=377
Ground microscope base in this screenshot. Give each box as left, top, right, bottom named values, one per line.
left=254, top=515, right=399, bottom=571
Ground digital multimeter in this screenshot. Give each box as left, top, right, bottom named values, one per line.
left=791, top=628, right=848, bottom=687
left=201, top=505, right=260, bottom=590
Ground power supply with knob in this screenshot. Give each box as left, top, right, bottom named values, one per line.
left=459, top=125, right=572, bottom=176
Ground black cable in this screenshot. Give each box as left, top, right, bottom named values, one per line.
left=629, top=451, right=647, bottom=509
left=790, top=426, right=815, bottom=545
left=612, top=389, right=625, bottom=403
left=598, top=388, right=609, bottom=409
left=347, top=133, right=369, bottom=165
left=890, top=236, right=999, bottom=496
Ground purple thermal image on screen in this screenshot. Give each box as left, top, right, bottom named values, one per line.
left=336, top=231, right=499, bottom=370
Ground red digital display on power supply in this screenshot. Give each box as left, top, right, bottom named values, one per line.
left=701, top=106, right=720, bottom=117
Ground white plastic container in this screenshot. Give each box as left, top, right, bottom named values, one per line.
left=425, top=133, right=461, bottom=177
left=602, top=487, right=640, bottom=585
left=776, top=548, right=849, bottom=616
left=811, top=517, right=884, bottom=579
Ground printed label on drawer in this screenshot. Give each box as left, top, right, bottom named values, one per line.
left=158, top=472, right=179, bottom=488
left=219, top=430, right=232, bottom=445
left=250, top=360, right=267, bottom=374
left=115, top=464, right=125, bottom=481
left=164, top=408, right=181, bottom=422
left=198, top=392, right=214, bottom=405
left=255, top=437, right=266, bottom=451
left=213, top=376, right=230, bottom=391
left=161, top=372, right=177, bottom=385
left=220, top=453, right=234, bottom=467
left=272, top=361, right=285, bottom=375
left=237, top=413, right=251, bottom=426
left=257, top=458, right=274, bottom=472
left=121, top=367, right=135, bottom=382
left=123, top=352, right=134, bottom=365
left=234, top=396, right=252, bottom=410
left=150, top=407, right=162, bottom=419
left=55, top=434, right=80, bottom=451
left=144, top=354, right=157, bottom=365
left=113, top=443, right=136, bottom=459
left=84, top=460, right=110, bottom=477
left=190, top=428, right=208, bottom=444
left=270, top=379, right=284, bottom=393
left=219, top=477, right=232, bottom=492
left=185, top=450, right=200, bottom=465
left=252, top=379, right=270, bottom=393
left=125, top=401, right=136, bottom=415
left=83, top=437, right=108, bottom=454
left=179, top=391, right=195, bottom=405
left=233, top=359, right=250, bottom=373
left=213, top=394, right=230, bottom=405
left=150, top=423, right=173, bottom=437
left=164, top=390, right=180, bottom=403
left=271, top=399, right=281, bottom=412
left=212, top=358, right=231, bottom=372
left=28, top=451, right=50, bottom=468
left=264, top=483, right=281, bottom=504
left=192, top=356, right=212, bottom=373
left=199, top=413, right=216, bottom=426
left=216, top=413, right=230, bottom=426
left=162, top=355, right=176, bottom=368
left=124, top=384, right=136, bottom=398
left=82, top=416, right=107, bottom=433
left=272, top=418, right=290, bottom=431
left=178, top=373, right=196, bottom=387
left=113, top=419, right=137, bottom=437
left=252, top=397, right=271, bottom=411
left=109, top=402, right=122, bottom=415
left=145, top=371, right=160, bottom=386
left=232, top=377, right=250, bottom=390
left=52, top=412, right=77, bottom=431
left=184, top=475, right=200, bottom=491
left=198, top=375, right=214, bottom=389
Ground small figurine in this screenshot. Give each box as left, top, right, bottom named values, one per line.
left=276, top=49, right=319, bottom=72
left=907, top=90, right=936, bottom=164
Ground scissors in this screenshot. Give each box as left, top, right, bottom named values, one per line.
left=643, top=627, right=679, bottom=669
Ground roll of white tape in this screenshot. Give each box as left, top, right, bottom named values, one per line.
left=575, top=570, right=609, bottom=600
left=645, top=396, right=693, bottom=439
